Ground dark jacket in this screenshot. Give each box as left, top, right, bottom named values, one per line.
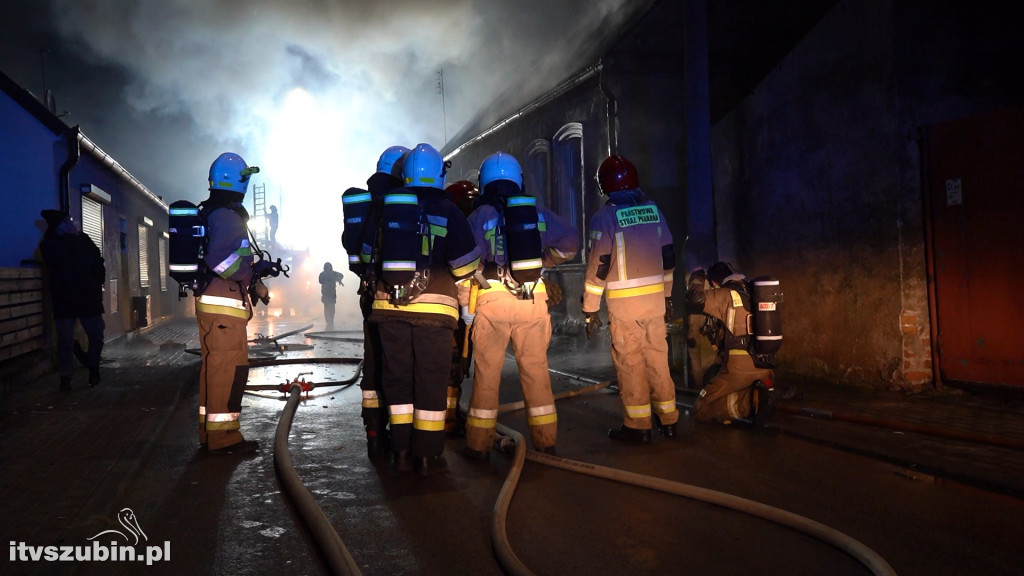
left=40, top=230, right=106, bottom=318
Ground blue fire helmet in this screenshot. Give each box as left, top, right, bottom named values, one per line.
left=479, top=151, right=523, bottom=189
left=377, top=145, right=410, bottom=178
left=209, top=152, right=259, bottom=194
left=402, top=143, right=446, bottom=189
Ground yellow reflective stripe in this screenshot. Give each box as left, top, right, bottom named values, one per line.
left=196, top=300, right=250, bottom=319
left=414, top=408, right=447, bottom=432
left=526, top=403, right=557, bottom=426
left=606, top=283, right=665, bottom=299
left=585, top=283, right=605, bottom=296
left=451, top=257, right=481, bottom=278
left=206, top=420, right=240, bottom=431
left=467, top=415, right=497, bottom=429
left=663, top=271, right=673, bottom=283
left=447, top=396, right=458, bottom=409
left=653, top=400, right=677, bottom=414
left=372, top=300, right=459, bottom=320
left=362, top=397, right=380, bottom=408
left=390, top=403, right=415, bottom=425
left=198, top=294, right=246, bottom=309
left=624, top=404, right=652, bottom=418
left=511, top=258, right=543, bottom=271
left=731, top=290, right=743, bottom=307
left=528, top=412, right=558, bottom=426
left=729, top=349, right=750, bottom=356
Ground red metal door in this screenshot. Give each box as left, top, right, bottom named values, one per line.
left=924, top=106, right=1024, bottom=387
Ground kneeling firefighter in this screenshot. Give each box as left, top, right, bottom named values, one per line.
left=460, top=151, right=579, bottom=460
left=686, top=261, right=777, bottom=428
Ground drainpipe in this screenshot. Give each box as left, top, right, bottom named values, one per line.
left=58, top=125, right=81, bottom=214
left=598, top=60, right=619, bottom=156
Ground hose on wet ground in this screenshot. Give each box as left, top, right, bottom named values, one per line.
left=270, top=359, right=365, bottom=576
left=490, top=373, right=898, bottom=576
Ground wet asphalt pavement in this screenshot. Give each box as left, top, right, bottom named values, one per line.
left=28, top=315, right=1024, bottom=576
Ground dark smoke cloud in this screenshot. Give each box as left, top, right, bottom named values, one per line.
left=4, top=0, right=643, bottom=259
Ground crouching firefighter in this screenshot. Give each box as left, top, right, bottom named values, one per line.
left=460, top=151, right=579, bottom=461
left=177, top=152, right=269, bottom=454
left=365, top=143, right=481, bottom=477
left=686, top=261, right=778, bottom=428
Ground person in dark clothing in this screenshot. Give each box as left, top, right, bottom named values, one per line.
left=268, top=205, right=279, bottom=247
left=318, top=262, right=344, bottom=330
left=39, top=209, right=106, bottom=391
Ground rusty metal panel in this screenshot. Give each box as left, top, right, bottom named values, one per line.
left=925, top=106, right=1024, bottom=387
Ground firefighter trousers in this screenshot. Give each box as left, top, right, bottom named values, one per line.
left=693, top=351, right=773, bottom=423
left=197, top=310, right=250, bottom=450
left=607, top=311, right=679, bottom=430
left=466, top=297, right=557, bottom=452
left=359, top=291, right=387, bottom=436
left=376, top=321, right=451, bottom=459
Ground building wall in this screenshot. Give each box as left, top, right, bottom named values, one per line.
left=710, top=0, right=1024, bottom=389
left=0, top=90, right=62, bottom=268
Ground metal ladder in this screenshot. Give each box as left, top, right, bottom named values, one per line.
left=252, top=183, right=267, bottom=245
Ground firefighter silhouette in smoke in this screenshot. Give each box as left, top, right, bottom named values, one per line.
left=318, top=262, right=344, bottom=330
left=582, top=154, right=679, bottom=443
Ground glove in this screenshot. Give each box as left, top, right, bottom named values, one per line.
left=584, top=311, right=602, bottom=340
left=664, top=297, right=674, bottom=323
left=253, top=260, right=275, bottom=278
left=249, top=278, right=270, bottom=306
left=545, top=280, right=563, bottom=306
left=461, top=305, right=476, bottom=326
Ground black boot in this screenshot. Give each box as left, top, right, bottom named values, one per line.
left=392, top=450, right=413, bottom=473
left=415, top=455, right=448, bottom=477
left=658, top=423, right=677, bottom=439
left=751, top=380, right=778, bottom=429
left=89, top=367, right=100, bottom=387
left=608, top=424, right=651, bottom=443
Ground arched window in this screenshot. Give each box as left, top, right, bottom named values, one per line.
left=524, top=139, right=550, bottom=209
left=552, top=123, right=584, bottom=259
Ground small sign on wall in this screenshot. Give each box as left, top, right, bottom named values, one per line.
left=946, top=178, right=963, bottom=206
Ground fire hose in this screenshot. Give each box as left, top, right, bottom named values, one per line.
left=264, top=360, right=365, bottom=576
left=488, top=372, right=898, bottom=576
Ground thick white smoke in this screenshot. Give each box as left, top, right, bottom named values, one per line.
left=40, top=0, right=643, bottom=321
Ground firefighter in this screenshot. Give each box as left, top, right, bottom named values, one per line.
left=366, top=143, right=481, bottom=476
left=582, top=154, right=679, bottom=443
left=443, top=179, right=480, bottom=436
left=686, top=262, right=777, bottom=427
left=344, top=145, right=408, bottom=459
left=195, top=152, right=263, bottom=454
left=460, top=152, right=579, bottom=460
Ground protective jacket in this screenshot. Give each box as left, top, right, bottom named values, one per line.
left=583, top=188, right=678, bottom=431
left=582, top=189, right=674, bottom=319
left=368, top=186, right=481, bottom=329
left=195, top=201, right=254, bottom=320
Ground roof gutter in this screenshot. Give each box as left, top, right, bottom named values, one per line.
left=76, top=130, right=168, bottom=211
